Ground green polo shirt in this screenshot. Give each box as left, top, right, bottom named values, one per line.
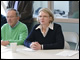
left=1, top=21, right=28, bottom=45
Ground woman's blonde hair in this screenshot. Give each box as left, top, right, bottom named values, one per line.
left=37, top=8, right=54, bottom=23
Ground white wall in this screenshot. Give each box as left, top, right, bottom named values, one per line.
left=57, top=22, right=79, bottom=34
left=1, top=1, right=8, bottom=16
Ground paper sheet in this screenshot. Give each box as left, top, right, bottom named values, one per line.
left=56, top=50, right=79, bottom=57
left=21, top=48, right=36, bottom=52
left=17, top=47, right=36, bottom=52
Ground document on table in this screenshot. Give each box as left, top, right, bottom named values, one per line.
left=21, top=48, right=36, bottom=52
left=17, top=47, right=36, bottom=52
left=56, top=50, right=79, bottom=57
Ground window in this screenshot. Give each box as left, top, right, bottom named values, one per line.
left=53, top=1, right=79, bottom=19
left=33, top=1, right=79, bottom=23
left=49, top=1, right=79, bottom=23
left=33, top=1, right=48, bottom=18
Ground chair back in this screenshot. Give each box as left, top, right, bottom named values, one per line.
left=63, top=32, right=79, bottom=50
left=64, top=41, right=70, bottom=49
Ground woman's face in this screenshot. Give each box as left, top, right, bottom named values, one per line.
left=38, top=11, right=51, bottom=25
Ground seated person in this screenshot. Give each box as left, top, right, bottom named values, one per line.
left=24, top=8, right=64, bottom=50
left=1, top=14, right=7, bottom=27
left=1, top=8, right=28, bottom=46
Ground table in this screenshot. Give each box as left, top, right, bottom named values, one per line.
left=1, top=45, right=79, bottom=59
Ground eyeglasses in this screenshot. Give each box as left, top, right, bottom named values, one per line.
left=38, top=16, right=50, bottom=19
left=6, top=16, right=17, bottom=18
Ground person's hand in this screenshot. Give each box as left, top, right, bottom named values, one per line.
left=30, top=42, right=42, bottom=50
left=1, top=40, right=9, bottom=46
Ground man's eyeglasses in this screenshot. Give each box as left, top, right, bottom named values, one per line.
left=6, top=16, right=17, bottom=18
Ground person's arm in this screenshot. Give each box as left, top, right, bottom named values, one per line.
left=7, top=1, right=14, bottom=8
left=1, top=40, right=9, bottom=46
left=24, top=24, right=37, bottom=48
left=19, top=1, right=33, bottom=20
left=7, top=1, right=10, bottom=8
left=9, top=26, right=28, bottom=45
left=43, top=25, right=64, bottom=49
left=30, top=42, right=42, bottom=50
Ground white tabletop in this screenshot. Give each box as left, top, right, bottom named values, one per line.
left=1, top=45, right=79, bottom=59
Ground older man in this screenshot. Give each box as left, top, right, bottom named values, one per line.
left=1, top=8, right=28, bottom=46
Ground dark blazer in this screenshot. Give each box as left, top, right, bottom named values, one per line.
left=1, top=14, right=7, bottom=27
left=7, top=1, right=34, bottom=23
left=24, top=23, right=64, bottom=49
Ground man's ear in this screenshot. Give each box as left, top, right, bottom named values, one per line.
left=17, top=17, right=20, bottom=21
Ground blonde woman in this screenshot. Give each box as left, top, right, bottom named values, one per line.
left=24, top=8, right=64, bottom=50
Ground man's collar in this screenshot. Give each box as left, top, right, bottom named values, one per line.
left=10, top=21, right=19, bottom=28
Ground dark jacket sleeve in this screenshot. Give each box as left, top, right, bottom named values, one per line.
left=7, top=1, right=15, bottom=8
left=43, top=24, right=64, bottom=49
left=18, top=1, right=34, bottom=21
left=24, top=24, right=39, bottom=48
